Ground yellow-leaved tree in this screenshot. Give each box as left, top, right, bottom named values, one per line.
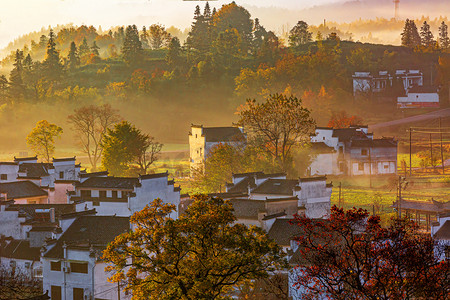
left=26, top=120, right=63, bottom=162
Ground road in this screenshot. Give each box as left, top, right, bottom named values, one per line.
left=369, top=108, right=450, bottom=131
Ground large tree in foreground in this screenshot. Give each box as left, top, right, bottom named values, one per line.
left=26, top=120, right=63, bottom=163
left=290, top=206, right=450, bottom=300
left=68, top=104, right=120, bottom=171
left=237, top=94, right=315, bottom=172
left=103, top=195, right=285, bottom=300
left=0, top=266, right=42, bottom=300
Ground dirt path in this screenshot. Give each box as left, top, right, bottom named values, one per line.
left=369, top=108, right=450, bottom=130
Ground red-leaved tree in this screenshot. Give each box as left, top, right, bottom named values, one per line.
left=290, top=206, right=450, bottom=300
left=327, top=111, right=363, bottom=129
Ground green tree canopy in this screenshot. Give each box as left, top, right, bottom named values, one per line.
left=122, top=25, right=143, bottom=66
left=42, top=29, right=64, bottom=82
left=103, top=195, right=285, bottom=300
left=401, top=19, right=421, bottom=48
left=439, top=21, right=449, bottom=49
left=26, top=120, right=63, bottom=163
left=289, top=21, right=313, bottom=47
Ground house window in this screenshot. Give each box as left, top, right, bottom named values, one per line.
left=81, top=190, right=91, bottom=198
left=0, top=174, right=7, bottom=180
left=25, top=262, right=31, bottom=269
left=10, top=260, right=16, bottom=268
left=358, top=163, right=364, bottom=171
left=384, top=164, right=389, bottom=169
left=112, top=191, right=118, bottom=198
left=73, top=287, right=84, bottom=300
left=51, top=261, right=61, bottom=271
left=51, top=286, right=62, bottom=300
left=122, top=191, right=128, bottom=199
left=70, top=262, right=88, bottom=274
left=323, top=136, right=325, bottom=140
left=99, top=190, right=107, bottom=198
left=59, top=171, right=64, bottom=179
left=361, top=149, right=368, bottom=156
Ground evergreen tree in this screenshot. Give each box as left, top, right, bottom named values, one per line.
left=203, top=1, right=211, bottom=20
left=166, top=37, right=182, bottom=69
left=78, top=38, right=90, bottom=57
left=122, top=25, right=143, bottom=66
left=0, top=75, right=8, bottom=102
left=148, top=24, right=171, bottom=50
left=8, top=50, right=26, bottom=99
left=253, top=18, right=268, bottom=52
left=186, top=5, right=211, bottom=55
left=289, top=21, right=313, bottom=47
left=420, top=21, right=435, bottom=47
left=42, top=29, right=64, bottom=82
left=91, top=41, right=100, bottom=56
left=439, top=21, right=450, bottom=49
left=401, top=19, right=421, bottom=48
left=140, top=26, right=150, bottom=49
left=67, top=41, right=80, bottom=70
left=38, top=35, right=48, bottom=49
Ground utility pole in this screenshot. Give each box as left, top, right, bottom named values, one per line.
left=369, top=148, right=372, bottom=188
left=430, top=133, right=434, bottom=172
left=409, top=128, right=412, bottom=176
left=118, top=282, right=121, bottom=300
left=440, top=117, right=445, bottom=174
left=338, top=182, right=342, bottom=207
left=398, top=176, right=402, bottom=219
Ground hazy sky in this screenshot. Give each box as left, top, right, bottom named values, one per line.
left=0, top=0, right=340, bottom=48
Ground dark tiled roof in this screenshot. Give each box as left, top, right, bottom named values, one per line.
left=60, top=209, right=97, bottom=220
left=434, top=221, right=450, bottom=240
left=229, top=199, right=265, bottom=220
left=5, top=204, right=75, bottom=220
left=0, top=162, right=18, bottom=165
left=408, top=86, right=437, bottom=94
left=332, top=128, right=368, bottom=142
left=0, top=181, right=47, bottom=200
left=52, top=157, right=76, bottom=162
left=262, top=211, right=287, bottom=220
left=18, top=163, right=51, bottom=178
left=251, top=179, right=299, bottom=195
left=351, top=139, right=397, bottom=148
left=209, top=192, right=249, bottom=199
left=14, top=156, right=38, bottom=162
left=76, top=177, right=140, bottom=189
left=310, top=142, right=335, bottom=153
left=0, top=239, right=41, bottom=261
left=44, top=216, right=130, bottom=259
left=79, top=171, right=109, bottom=178
left=140, top=172, right=168, bottom=180
left=392, top=199, right=450, bottom=213
left=202, top=127, right=246, bottom=143
left=299, top=176, right=327, bottom=182
left=267, top=218, right=302, bottom=246
left=227, top=177, right=256, bottom=193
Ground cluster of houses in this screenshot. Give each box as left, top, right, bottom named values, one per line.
left=352, top=69, right=440, bottom=108
left=0, top=123, right=447, bottom=300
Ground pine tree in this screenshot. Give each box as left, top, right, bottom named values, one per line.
left=420, top=21, right=435, bottom=47
left=91, top=41, right=100, bottom=56
left=140, top=26, right=150, bottom=49
left=42, top=29, right=64, bottom=82
left=203, top=1, right=211, bottom=20
left=253, top=18, right=268, bottom=51
left=289, top=20, right=313, bottom=47
left=8, top=50, right=26, bottom=99
left=67, top=41, right=80, bottom=70
left=122, top=25, right=143, bottom=66
left=186, top=5, right=211, bottom=55
left=78, top=38, right=90, bottom=57
left=439, top=21, right=450, bottom=49
left=166, top=37, right=182, bottom=69
left=401, top=19, right=421, bottom=48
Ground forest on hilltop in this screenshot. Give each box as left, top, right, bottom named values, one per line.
left=0, top=2, right=449, bottom=152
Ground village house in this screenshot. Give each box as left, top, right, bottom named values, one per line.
left=41, top=215, right=131, bottom=300
left=189, top=124, right=246, bottom=176
left=397, top=85, right=440, bottom=108
left=431, top=212, right=450, bottom=261
left=310, top=126, right=397, bottom=176
left=68, top=171, right=181, bottom=219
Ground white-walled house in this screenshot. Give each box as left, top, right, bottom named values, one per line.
left=0, top=237, right=43, bottom=280
left=397, top=86, right=440, bottom=108
left=431, top=213, right=450, bottom=261
left=310, top=126, right=397, bottom=176
left=69, top=172, right=181, bottom=219
left=41, top=215, right=131, bottom=300
left=189, top=125, right=246, bottom=176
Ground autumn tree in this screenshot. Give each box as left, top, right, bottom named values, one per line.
left=439, top=21, right=450, bottom=49
left=289, top=21, right=312, bottom=47
left=148, top=24, right=171, bottom=50
left=0, top=266, right=43, bottom=300
left=101, top=121, right=162, bottom=176
left=290, top=206, right=450, bottom=299
left=103, top=195, right=285, bottom=299
left=122, top=25, right=143, bottom=66
left=26, top=120, right=63, bottom=163
left=237, top=94, right=315, bottom=172
left=78, top=37, right=90, bottom=58
left=140, top=26, right=150, bottom=49
left=327, top=111, right=364, bottom=128
left=68, top=104, right=120, bottom=171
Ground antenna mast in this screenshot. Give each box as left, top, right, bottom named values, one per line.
left=394, top=0, right=400, bottom=20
